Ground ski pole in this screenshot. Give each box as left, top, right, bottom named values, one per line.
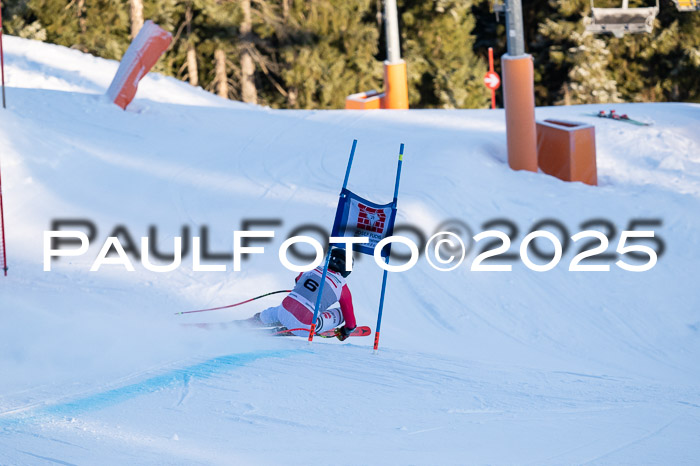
left=273, top=327, right=311, bottom=336
left=275, top=328, right=343, bottom=339
left=174, top=290, right=291, bottom=315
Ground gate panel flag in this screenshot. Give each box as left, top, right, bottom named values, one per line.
left=309, top=139, right=405, bottom=350
left=331, top=188, right=397, bottom=257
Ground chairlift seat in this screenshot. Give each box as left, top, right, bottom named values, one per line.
left=674, top=0, right=699, bottom=11
left=585, top=1, right=658, bottom=37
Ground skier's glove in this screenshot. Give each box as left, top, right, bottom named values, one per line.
left=334, top=325, right=355, bottom=341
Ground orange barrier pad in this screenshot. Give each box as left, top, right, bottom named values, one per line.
left=106, top=21, right=172, bottom=110
left=537, top=119, right=597, bottom=186
left=345, top=90, right=382, bottom=110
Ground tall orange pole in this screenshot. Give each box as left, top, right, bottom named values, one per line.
left=502, top=0, right=537, bottom=172
left=382, top=0, right=408, bottom=109
left=383, top=62, right=408, bottom=109
left=345, top=0, right=408, bottom=109
left=502, top=55, right=537, bottom=172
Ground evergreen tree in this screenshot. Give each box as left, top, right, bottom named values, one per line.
left=194, top=0, right=241, bottom=100
left=563, top=30, right=622, bottom=103
left=21, top=0, right=130, bottom=59
left=400, top=0, right=490, bottom=108
left=278, top=0, right=382, bottom=109
left=3, top=0, right=48, bottom=41
left=3, top=0, right=698, bottom=107
left=528, top=0, right=584, bottom=105
left=607, top=3, right=700, bottom=102
left=496, top=0, right=699, bottom=105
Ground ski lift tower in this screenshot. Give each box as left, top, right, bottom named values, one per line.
left=501, top=0, right=538, bottom=172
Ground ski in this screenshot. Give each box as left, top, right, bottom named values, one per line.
left=587, top=110, right=651, bottom=126
left=183, top=321, right=372, bottom=338
left=273, top=326, right=372, bottom=338
left=328, top=326, right=371, bottom=337
left=322, top=326, right=371, bottom=338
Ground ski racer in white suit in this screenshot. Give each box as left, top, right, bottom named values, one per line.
left=257, top=248, right=357, bottom=341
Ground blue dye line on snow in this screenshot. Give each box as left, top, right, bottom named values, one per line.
left=0, top=349, right=305, bottom=429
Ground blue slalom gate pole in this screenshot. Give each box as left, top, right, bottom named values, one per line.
left=342, top=139, right=357, bottom=190
left=308, top=250, right=332, bottom=342
left=373, top=143, right=404, bottom=351
left=308, top=140, right=358, bottom=342
left=373, top=267, right=389, bottom=351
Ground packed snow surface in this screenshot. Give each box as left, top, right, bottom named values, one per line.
left=1, top=36, right=699, bottom=464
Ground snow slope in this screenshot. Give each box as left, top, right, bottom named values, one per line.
left=1, top=35, right=699, bottom=464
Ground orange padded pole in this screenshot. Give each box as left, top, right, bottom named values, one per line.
left=502, top=54, right=538, bottom=172
left=382, top=60, right=409, bottom=110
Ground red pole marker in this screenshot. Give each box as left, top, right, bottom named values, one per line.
left=0, top=156, right=7, bottom=276
left=483, top=48, right=500, bottom=109
left=0, top=2, right=5, bottom=273
left=373, top=331, right=380, bottom=351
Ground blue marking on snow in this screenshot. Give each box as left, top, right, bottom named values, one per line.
left=0, top=349, right=306, bottom=429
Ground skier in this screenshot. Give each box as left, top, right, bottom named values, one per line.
left=251, top=247, right=357, bottom=341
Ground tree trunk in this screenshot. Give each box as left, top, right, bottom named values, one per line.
left=287, top=87, right=298, bottom=108
left=563, top=83, right=571, bottom=106
left=129, top=0, right=144, bottom=39
left=77, top=0, right=87, bottom=34
left=187, top=44, right=199, bottom=86
left=283, top=0, right=290, bottom=22
left=240, top=0, right=258, bottom=104
left=214, top=48, right=229, bottom=98
left=185, top=4, right=198, bottom=86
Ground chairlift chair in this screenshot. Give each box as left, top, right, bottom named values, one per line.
left=585, top=0, right=659, bottom=38
left=673, top=0, right=699, bottom=11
